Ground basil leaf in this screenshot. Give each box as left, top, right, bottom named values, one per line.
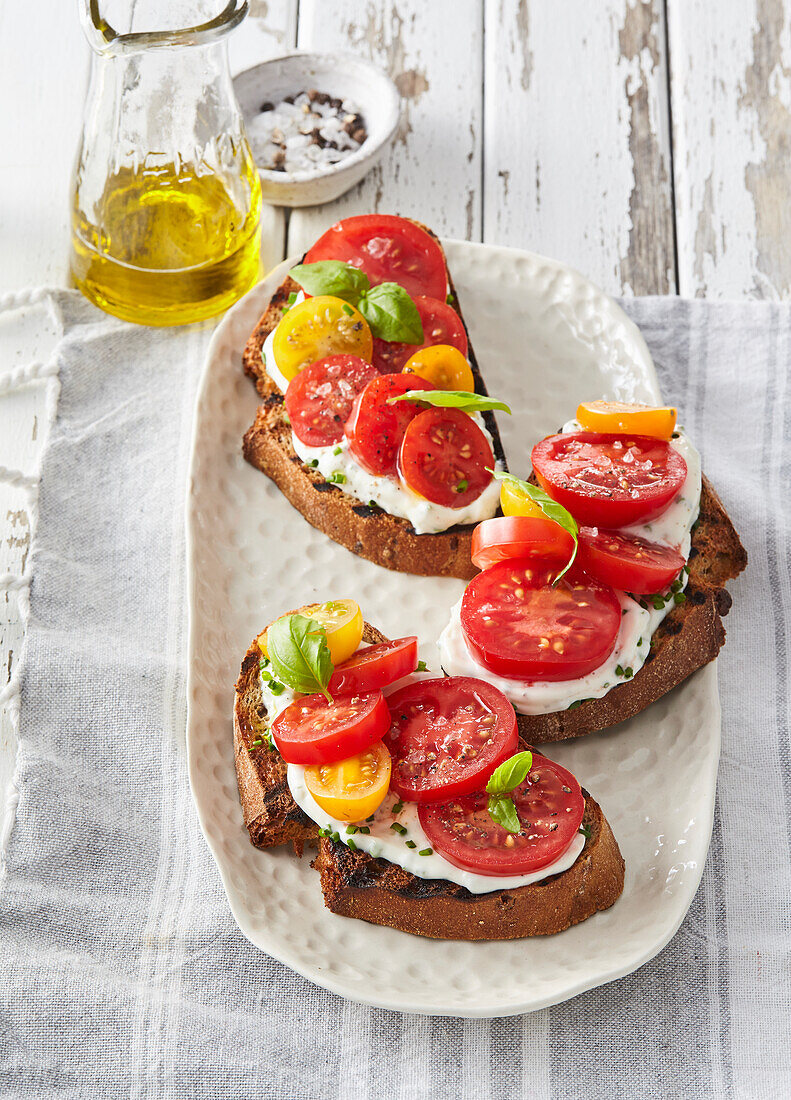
left=357, top=282, right=424, bottom=343
left=266, top=614, right=334, bottom=702
left=486, top=750, right=533, bottom=796
left=389, top=389, right=512, bottom=415
left=492, top=470, right=579, bottom=583
left=289, top=261, right=370, bottom=302
left=488, top=795, right=521, bottom=834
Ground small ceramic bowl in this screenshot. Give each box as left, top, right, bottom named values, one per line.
left=233, top=52, right=400, bottom=208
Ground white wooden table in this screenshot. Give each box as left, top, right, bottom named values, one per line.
left=1, top=0, right=789, bottom=791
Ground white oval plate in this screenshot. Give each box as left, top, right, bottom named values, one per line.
left=186, top=240, right=719, bottom=1017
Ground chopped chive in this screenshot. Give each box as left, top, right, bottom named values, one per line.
left=250, top=738, right=263, bottom=747
left=268, top=681, right=285, bottom=695
left=330, top=831, right=340, bottom=843
left=260, top=350, right=267, bottom=366
left=405, top=840, right=417, bottom=849
left=391, top=799, right=404, bottom=814
left=333, top=445, right=343, bottom=455
left=615, top=665, right=624, bottom=677
left=683, top=564, right=690, bottom=575
left=416, top=660, right=427, bottom=672
left=390, top=822, right=407, bottom=835
left=672, top=431, right=680, bottom=438
left=637, top=637, right=643, bottom=646
left=341, top=303, right=354, bottom=316
left=579, top=825, right=592, bottom=838
left=446, top=292, right=456, bottom=305
left=346, top=838, right=358, bottom=851
left=418, top=848, right=433, bottom=856
left=454, top=478, right=469, bottom=494
left=652, top=595, right=666, bottom=610
left=346, top=825, right=358, bottom=835
left=674, top=592, right=687, bottom=605
left=287, top=291, right=297, bottom=305
left=365, top=815, right=375, bottom=822
left=624, top=667, right=634, bottom=679
left=329, top=471, right=347, bottom=484
left=282, top=411, right=290, bottom=425
left=358, top=826, right=370, bottom=834
left=567, top=699, right=582, bottom=710
left=309, top=458, right=319, bottom=468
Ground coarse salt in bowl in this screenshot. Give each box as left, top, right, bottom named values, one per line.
left=233, top=52, right=401, bottom=207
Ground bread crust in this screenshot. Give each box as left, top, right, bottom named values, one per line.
left=233, top=608, right=387, bottom=850
left=312, top=792, right=624, bottom=940
left=241, top=226, right=506, bottom=579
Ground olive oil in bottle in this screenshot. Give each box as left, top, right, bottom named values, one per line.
left=71, top=153, right=262, bottom=327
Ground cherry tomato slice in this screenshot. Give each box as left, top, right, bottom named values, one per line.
left=418, top=753, right=585, bottom=876
left=470, top=516, right=576, bottom=572
left=372, top=296, right=468, bottom=373
left=383, top=676, right=518, bottom=803
left=398, top=407, right=494, bottom=507
left=577, top=526, right=685, bottom=594
left=271, top=295, right=372, bottom=383
left=328, top=637, right=419, bottom=696
left=576, top=400, right=677, bottom=440
left=272, top=689, right=390, bottom=766
left=531, top=432, right=687, bottom=528
left=460, top=559, right=622, bottom=681
left=345, top=374, right=435, bottom=477
left=304, top=214, right=447, bottom=301
left=403, top=343, right=474, bottom=391
left=285, top=355, right=378, bottom=447
left=304, top=740, right=391, bottom=822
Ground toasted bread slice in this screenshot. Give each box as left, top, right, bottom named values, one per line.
left=233, top=609, right=386, bottom=851
left=312, top=788, right=624, bottom=940
left=234, top=631, right=624, bottom=940
left=241, top=225, right=506, bottom=580
left=517, top=474, right=747, bottom=743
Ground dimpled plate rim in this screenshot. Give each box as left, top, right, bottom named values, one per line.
left=186, top=239, right=720, bottom=1017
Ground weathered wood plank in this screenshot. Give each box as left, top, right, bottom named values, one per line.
left=287, top=0, right=484, bottom=258
left=231, top=1, right=298, bottom=273
left=669, top=0, right=791, bottom=298
left=483, top=0, right=676, bottom=296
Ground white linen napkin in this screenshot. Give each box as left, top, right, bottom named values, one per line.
left=0, top=288, right=786, bottom=1099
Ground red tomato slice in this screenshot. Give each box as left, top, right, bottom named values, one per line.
left=577, top=526, right=685, bottom=594
left=285, top=355, right=378, bottom=447
left=372, top=296, right=468, bottom=373
left=398, top=407, right=494, bottom=507
left=344, top=373, right=435, bottom=477
left=471, top=516, right=576, bottom=571
left=304, top=215, right=447, bottom=301
left=272, top=690, right=389, bottom=765
left=383, top=676, right=518, bottom=803
left=328, top=637, right=419, bottom=696
left=531, top=432, right=687, bottom=528
left=460, top=558, right=622, bottom=681
left=418, top=753, right=585, bottom=876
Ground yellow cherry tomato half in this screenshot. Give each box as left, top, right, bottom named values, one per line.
left=301, top=599, right=363, bottom=666
left=499, top=479, right=545, bottom=518
left=305, top=740, right=392, bottom=822
left=402, top=343, right=475, bottom=392
left=576, top=400, right=677, bottom=440
left=258, top=599, right=363, bottom=664
left=272, top=295, right=373, bottom=382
